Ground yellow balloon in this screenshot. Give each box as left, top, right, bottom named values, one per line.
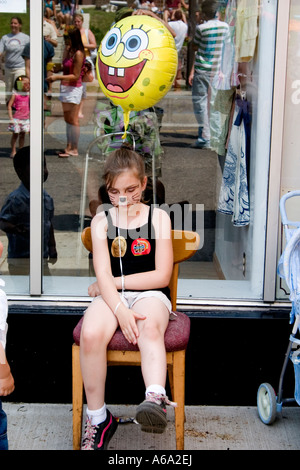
left=96, top=15, right=178, bottom=137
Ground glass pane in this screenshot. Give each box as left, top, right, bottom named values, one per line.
left=42, top=2, right=277, bottom=301
left=0, top=5, right=30, bottom=294
left=277, top=0, right=300, bottom=300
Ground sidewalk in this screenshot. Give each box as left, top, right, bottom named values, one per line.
left=4, top=402, right=300, bottom=450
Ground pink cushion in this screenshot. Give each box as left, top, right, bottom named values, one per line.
left=73, top=311, right=190, bottom=352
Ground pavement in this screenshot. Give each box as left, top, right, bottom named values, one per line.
left=4, top=402, right=300, bottom=450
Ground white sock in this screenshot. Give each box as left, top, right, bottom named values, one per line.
left=87, top=403, right=107, bottom=426
left=146, top=384, right=166, bottom=397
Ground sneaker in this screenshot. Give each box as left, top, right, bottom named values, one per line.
left=135, top=392, right=177, bottom=434
left=190, top=139, right=210, bottom=149
left=81, top=409, right=118, bottom=450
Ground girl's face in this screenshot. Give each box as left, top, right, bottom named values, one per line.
left=21, top=78, right=30, bottom=92
left=107, top=169, right=147, bottom=208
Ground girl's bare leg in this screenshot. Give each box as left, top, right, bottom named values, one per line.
left=19, top=131, right=25, bottom=149
left=10, top=133, right=18, bottom=158
left=79, top=297, right=118, bottom=410
left=134, top=297, right=169, bottom=388
left=62, top=103, right=80, bottom=154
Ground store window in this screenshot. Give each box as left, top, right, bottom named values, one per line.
left=0, top=0, right=279, bottom=303
left=277, top=0, right=300, bottom=300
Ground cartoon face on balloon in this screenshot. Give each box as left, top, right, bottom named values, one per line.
left=96, top=15, right=178, bottom=134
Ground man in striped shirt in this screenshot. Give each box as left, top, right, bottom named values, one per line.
left=189, top=0, right=229, bottom=149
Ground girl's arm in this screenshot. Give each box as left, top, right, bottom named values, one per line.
left=115, top=208, right=173, bottom=291
left=7, top=94, right=15, bottom=120
left=91, top=212, right=146, bottom=344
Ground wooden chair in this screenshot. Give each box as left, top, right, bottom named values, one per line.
left=72, top=227, right=200, bottom=450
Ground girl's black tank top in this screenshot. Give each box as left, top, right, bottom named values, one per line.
left=106, top=207, right=170, bottom=299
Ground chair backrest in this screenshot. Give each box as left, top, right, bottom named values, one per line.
left=81, top=227, right=200, bottom=311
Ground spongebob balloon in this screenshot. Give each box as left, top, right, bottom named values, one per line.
left=96, top=15, right=178, bottom=137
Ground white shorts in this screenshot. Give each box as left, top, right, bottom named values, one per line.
left=59, top=84, right=83, bottom=105
left=95, top=290, right=174, bottom=317
left=8, top=118, right=30, bottom=133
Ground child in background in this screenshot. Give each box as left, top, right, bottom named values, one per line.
left=7, top=75, right=30, bottom=158
left=0, top=240, right=15, bottom=450
left=0, top=146, right=57, bottom=275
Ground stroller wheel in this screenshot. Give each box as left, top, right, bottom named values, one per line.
left=257, top=383, right=277, bottom=424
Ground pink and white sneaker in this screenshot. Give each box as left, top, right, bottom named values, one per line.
left=81, top=409, right=118, bottom=450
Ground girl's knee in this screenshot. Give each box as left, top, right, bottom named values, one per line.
left=80, top=321, right=108, bottom=352
left=139, top=320, right=164, bottom=343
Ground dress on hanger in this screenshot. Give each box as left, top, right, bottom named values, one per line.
left=217, top=95, right=251, bottom=226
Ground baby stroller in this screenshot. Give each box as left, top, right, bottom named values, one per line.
left=257, top=190, right=300, bottom=424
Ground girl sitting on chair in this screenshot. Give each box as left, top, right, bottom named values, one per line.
left=80, top=145, right=175, bottom=450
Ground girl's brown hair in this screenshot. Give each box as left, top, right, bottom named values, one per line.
left=103, top=144, right=145, bottom=190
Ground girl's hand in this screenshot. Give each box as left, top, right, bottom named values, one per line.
left=115, top=305, right=146, bottom=345
left=88, top=281, right=101, bottom=297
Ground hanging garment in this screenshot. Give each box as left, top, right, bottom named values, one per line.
left=213, top=0, right=239, bottom=91
left=235, top=0, right=259, bottom=63
left=217, top=96, right=251, bottom=226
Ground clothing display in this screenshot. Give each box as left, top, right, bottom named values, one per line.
left=213, top=0, right=239, bottom=91
left=217, top=96, right=251, bottom=226
left=235, top=0, right=259, bottom=63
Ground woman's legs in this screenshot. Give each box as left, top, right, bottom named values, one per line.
left=62, top=102, right=80, bottom=155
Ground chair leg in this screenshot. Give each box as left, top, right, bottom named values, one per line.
left=72, top=344, right=84, bottom=450
left=172, top=350, right=186, bottom=450
left=167, top=363, right=174, bottom=400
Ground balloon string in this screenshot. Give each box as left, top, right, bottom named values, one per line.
left=122, top=111, right=130, bottom=140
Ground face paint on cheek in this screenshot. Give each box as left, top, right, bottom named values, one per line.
left=108, top=193, right=118, bottom=206
left=131, top=191, right=141, bottom=203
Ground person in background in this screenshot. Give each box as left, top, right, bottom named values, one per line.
left=57, top=0, right=78, bottom=29
left=0, top=239, right=15, bottom=450
left=0, top=147, right=57, bottom=275
left=188, top=0, right=228, bottom=149
left=168, top=9, right=188, bottom=89
left=44, top=0, right=57, bottom=21
left=7, top=76, right=30, bottom=159
left=163, top=0, right=188, bottom=23
left=47, top=27, right=85, bottom=157
left=73, top=13, right=97, bottom=119
left=0, top=17, right=29, bottom=104
left=22, top=39, right=55, bottom=118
